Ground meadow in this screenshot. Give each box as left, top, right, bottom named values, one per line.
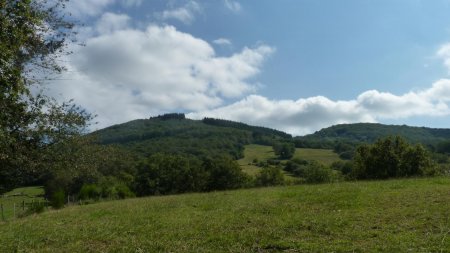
left=237, top=144, right=341, bottom=175
left=1, top=177, right=449, bottom=252
left=0, top=186, right=45, bottom=220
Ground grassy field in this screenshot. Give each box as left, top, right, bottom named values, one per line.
left=237, top=144, right=275, bottom=175
left=292, top=148, right=342, bottom=166
left=0, top=186, right=45, bottom=220
left=238, top=144, right=342, bottom=175
left=1, top=177, right=450, bottom=252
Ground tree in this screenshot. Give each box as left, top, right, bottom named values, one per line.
left=0, top=0, right=92, bottom=192
left=273, top=142, right=295, bottom=159
left=255, top=166, right=285, bottom=186
left=353, top=136, right=436, bottom=179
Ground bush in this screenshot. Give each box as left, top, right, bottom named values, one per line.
left=353, top=136, right=437, bottom=179
left=255, top=167, right=285, bottom=186
left=78, top=184, right=101, bottom=200
left=51, top=189, right=65, bottom=209
left=303, top=161, right=332, bottom=184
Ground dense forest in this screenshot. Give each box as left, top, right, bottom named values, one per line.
left=93, top=114, right=292, bottom=160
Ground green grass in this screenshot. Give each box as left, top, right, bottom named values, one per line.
left=237, top=144, right=276, bottom=175
left=238, top=145, right=342, bottom=175
left=293, top=148, right=342, bottom=166
left=0, top=186, right=45, bottom=220
left=1, top=177, right=450, bottom=252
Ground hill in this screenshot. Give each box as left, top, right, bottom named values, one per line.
left=92, top=114, right=292, bottom=159
left=1, top=177, right=450, bottom=252
left=295, top=123, right=450, bottom=149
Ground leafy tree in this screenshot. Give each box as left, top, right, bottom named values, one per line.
left=135, top=154, right=208, bottom=196
left=255, top=166, right=285, bottom=186
left=203, top=156, right=250, bottom=191
left=1, top=0, right=92, bottom=192
left=0, top=0, right=92, bottom=193
left=273, top=142, right=296, bottom=159
left=353, top=136, right=436, bottom=179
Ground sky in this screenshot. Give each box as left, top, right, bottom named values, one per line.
left=43, top=0, right=450, bottom=136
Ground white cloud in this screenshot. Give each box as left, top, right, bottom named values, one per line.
left=95, top=13, right=130, bottom=34
left=158, top=1, right=202, bottom=25
left=45, top=20, right=274, bottom=129
left=437, top=43, right=450, bottom=73
left=224, top=0, right=242, bottom=12
left=188, top=80, right=450, bottom=136
left=213, top=38, right=232, bottom=46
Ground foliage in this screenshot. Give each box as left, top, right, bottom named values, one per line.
left=0, top=0, right=93, bottom=192
left=135, top=153, right=208, bottom=196
left=254, top=166, right=285, bottom=186
left=284, top=159, right=334, bottom=183
left=93, top=115, right=293, bottom=163
left=78, top=184, right=101, bottom=201
left=353, top=136, right=436, bottom=179
left=295, top=123, right=450, bottom=149
left=135, top=154, right=250, bottom=196
left=273, top=142, right=295, bottom=159
left=50, top=189, right=65, bottom=209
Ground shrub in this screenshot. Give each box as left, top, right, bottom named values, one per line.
left=78, top=184, right=101, bottom=200
left=255, top=167, right=285, bottom=186
left=51, top=189, right=65, bottom=209
left=303, top=161, right=332, bottom=184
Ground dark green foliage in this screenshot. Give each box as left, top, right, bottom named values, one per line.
left=302, top=161, right=333, bottom=183
left=0, top=0, right=93, bottom=192
left=78, top=184, right=101, bottom=201
left=203, top=156, right=250, bottom=191
left=296, top=123, right=450, bottom=149
left=151, top=113, right=186, bottom=120
left=435, top=140, right=450, bottom=154
left=135, top=154, right=208, bottom=196
left=284, top=159, right=334, bottom=183
left=50, top=190, right=65, bottom=209
left=330, top=161, right=354, bottom=177
left=255, top=167, right=285, bottom=186
left=353, top=136, right=436, bottom=179
left=94, top=115, right=292, bottom=161
left=273, top=142, right=295, bottom=159
left=134, top=153, right=251, bottom=196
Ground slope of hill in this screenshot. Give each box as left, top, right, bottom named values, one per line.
left=295, top=123, right=450, bottom=148
left=2, top=177, right=449, bottom=252
left=92, top=114, right=292, bottom=159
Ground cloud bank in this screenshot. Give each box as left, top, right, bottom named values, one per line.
left=45, top=13, right=274, bottom=128
left=188, top=79, right=450, bottom=136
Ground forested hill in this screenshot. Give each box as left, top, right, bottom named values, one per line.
left=295, top=123, right=450, bottom=148
left=92, top=113, right=292, bottom=159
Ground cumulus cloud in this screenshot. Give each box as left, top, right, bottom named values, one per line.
left=157, top=1, right=202, bottom=24
left=45, top=15, right=274, bottom=128
left=213, top=38, right=232, bottom=46
left=224, top=0, right=242, bottom=12
left=437, top=43, right=450, bottom=73
left=188, top=79, right=450, bottom=136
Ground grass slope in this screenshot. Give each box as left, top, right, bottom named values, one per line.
left=2, top=178, right=450, bottom=252
left=0, top=186, right=45, bottom=220
left=292, top=148, right=342, bottom=166
left=238, top=145, right=342, bottom=175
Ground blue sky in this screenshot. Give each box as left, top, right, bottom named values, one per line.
left=46, top=0, right=450, bottom=135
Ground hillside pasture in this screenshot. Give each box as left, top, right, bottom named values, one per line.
left=1, top=178, right=450, bottom=252
left=0, top=186, right=45, bottom=220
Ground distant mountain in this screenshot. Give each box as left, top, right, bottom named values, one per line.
left=92, top=113, right=292, bottom=159
left=295, top=123, right=450, bottom=149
